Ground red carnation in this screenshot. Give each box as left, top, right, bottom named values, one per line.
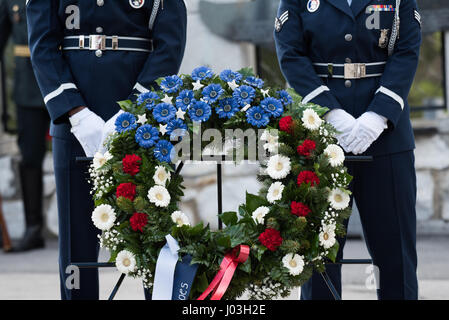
left=297, top=170, right=320, bottom=187
left=122, top=154, right=142, bottom=176
left=290, top=201, right=311, bottom=217
left=258, top=228, right=283, bottom=252
left=279, top=116, right=293, bottom=134
left=297, top=139, right=316, bottom=157
left=116, top=182, right=137, bottom=201
left=130, top=212, right=148, bottom=232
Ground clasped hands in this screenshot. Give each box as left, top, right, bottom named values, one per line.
left=69, top=107, right=123, bottom=157
left=325, top=109, right=388, bottom=155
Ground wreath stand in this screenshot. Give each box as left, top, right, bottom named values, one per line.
left=73, top=155, right=373, bottom=300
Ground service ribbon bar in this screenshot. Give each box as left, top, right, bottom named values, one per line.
left=368, top=5, right=395, bottom=12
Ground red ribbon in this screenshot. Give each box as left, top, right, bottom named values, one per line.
left=197, top=245, right=250, bottom=300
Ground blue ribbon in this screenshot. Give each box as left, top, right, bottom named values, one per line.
left=152, top=235, right=198, bottom=300
left=172, top=254, right=199, bottom=300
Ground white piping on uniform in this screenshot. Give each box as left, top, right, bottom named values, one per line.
left=44, top=83, right=77, bottom=104
left=376, top=86, right=404, bottom=110
left=302, top=85, right=330, bottom=104
left=134, top=83, right=150, bottom=93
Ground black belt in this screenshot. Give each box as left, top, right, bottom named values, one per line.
left=62, top=35, right=153, bottom=53
left=313, top=62, right=386, bottom=79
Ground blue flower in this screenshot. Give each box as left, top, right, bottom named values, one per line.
left=188, top=100, right=212, bottom=122
left=261, top=97, right=284, bottom=118
left=176, top=90, right=195, bottom=111
left=278, top=90, right=293, bottom=105
left=219, top=70, right=242, bottom=83
left=244, top=76, right=264, bottom=88
left=115, top=112, right=138, bottom=133
left=216, top=98, right=240, bottom=119
left=153, top=103, right=176, bottom=123
left=202, top=84, right=224, bottom=103
left=233, top=85, right=256, bottom=106
left=137, top=91, right=160, bottom=110
left=191, top=66, right=214, bottom=81
left=135, top=124, right=159, bottom=149
left=246, top=106, right=270, bottom=128
left=166, top=119, right=188, bottom=139
left=154, top=140, right=174, bottom=163
left=160, top=75, right=183, bottom=94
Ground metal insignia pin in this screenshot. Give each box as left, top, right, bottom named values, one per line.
left=379, top=29, right=390, bottom=49
left=129, top=0, right=145, bottom=9
left=307, top=0, right=320, bottom=13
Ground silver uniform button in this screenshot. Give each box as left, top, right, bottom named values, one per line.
left=345, top=80, right=352, bottom=88
left=345, top=57, right=352, bottom=63
left=96, top=27, right=103, bottom=33
left=97, top=0, right=104, bottom=6
left=345, top=34, right=353, bottom=42
left=95, top=49, right=103, bottom=57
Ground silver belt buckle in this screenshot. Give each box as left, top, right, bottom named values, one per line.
left=89, top=35, right=106, bottom=50
left=344, top=63, right=366, bottom=79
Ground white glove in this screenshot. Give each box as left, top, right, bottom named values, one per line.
left=98, top=110, right=124, bottom=154
left=324, top=109, right=357, bottom=150
left=70, top=108, right=105, bottom=157
left=344, top=112, right=388, bottom=155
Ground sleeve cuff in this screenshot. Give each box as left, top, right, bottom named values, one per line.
left=43, top=84, right=86, bottom=124
left=367, top=89, right=404, bottom=128
left=302, top=85, right=343, bottom=111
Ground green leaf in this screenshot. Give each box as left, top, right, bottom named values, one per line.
left=195, top=272, right=210, bottom=293
left=108, top=251, right=118, bottom=263
left=224, top=224, right=249, bottom=248
left=188, top=222, right=205, bottom=237
left=328, top=241, right=340, bottom=263
left=237, top=67, right=256, bottom=78
left=245, top=192, right=267, bottom=213
left=155, top=77, right=165, bottom=86
left=219, top=211, right=238, bottom=226
left=239, top=257, right=251, bottom=274
left=216, top=235, right=232, bottom=248
left=255, top=245, right=267, bottom=261
left=117, top=100, right=134, bottom=112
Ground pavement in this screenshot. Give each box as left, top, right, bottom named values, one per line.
left=0, top=236, right=448, bottom=300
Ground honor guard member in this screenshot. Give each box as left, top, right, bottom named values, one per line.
left=27, top=0, right=187, bottom=300
left=0, top=0, right=49, bottom=252
left=275, top=0, right=421, bottom=300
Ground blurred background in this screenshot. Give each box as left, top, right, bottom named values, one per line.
left=0, top=0, right=448, bottom=300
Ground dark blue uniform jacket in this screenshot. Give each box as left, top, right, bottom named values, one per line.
left=275, top=0, right=422, bottom=156
left=27, top=0, right=187, bottom=140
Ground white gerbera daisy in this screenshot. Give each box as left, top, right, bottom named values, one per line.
left=147, top=186, right=171, bottom=207
left=267, top=182, right=284, bottom=203
left=324, top=144, right=345, bottom=167
left=171, top=211, right=190, bottom=227
left=266, top=154, right=291, bottom=180
left=93, top=151, right=113, bottom=171
left=302, top=108, right=323, bottom=131
left=115, top=250, right=136, bottom=274
left=252, top=206, right=270, bottom=224
left=282, top=253, right=305, bottom=276
left=319, top=223, right=337, bottom=249
left=91, top=204, right=116, bottom=231
left=328, top=188, right=350, bottom=210
left=260, top=129, right=279, bottom=153
left=153, top=166, right=171, bottom=186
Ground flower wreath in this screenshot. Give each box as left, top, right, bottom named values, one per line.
left=89, top=67, right=352, bottom=300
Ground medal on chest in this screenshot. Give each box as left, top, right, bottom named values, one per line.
left=379, top=29, right=390, bottom=49
left=129, top=0, right=145, bottom=9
